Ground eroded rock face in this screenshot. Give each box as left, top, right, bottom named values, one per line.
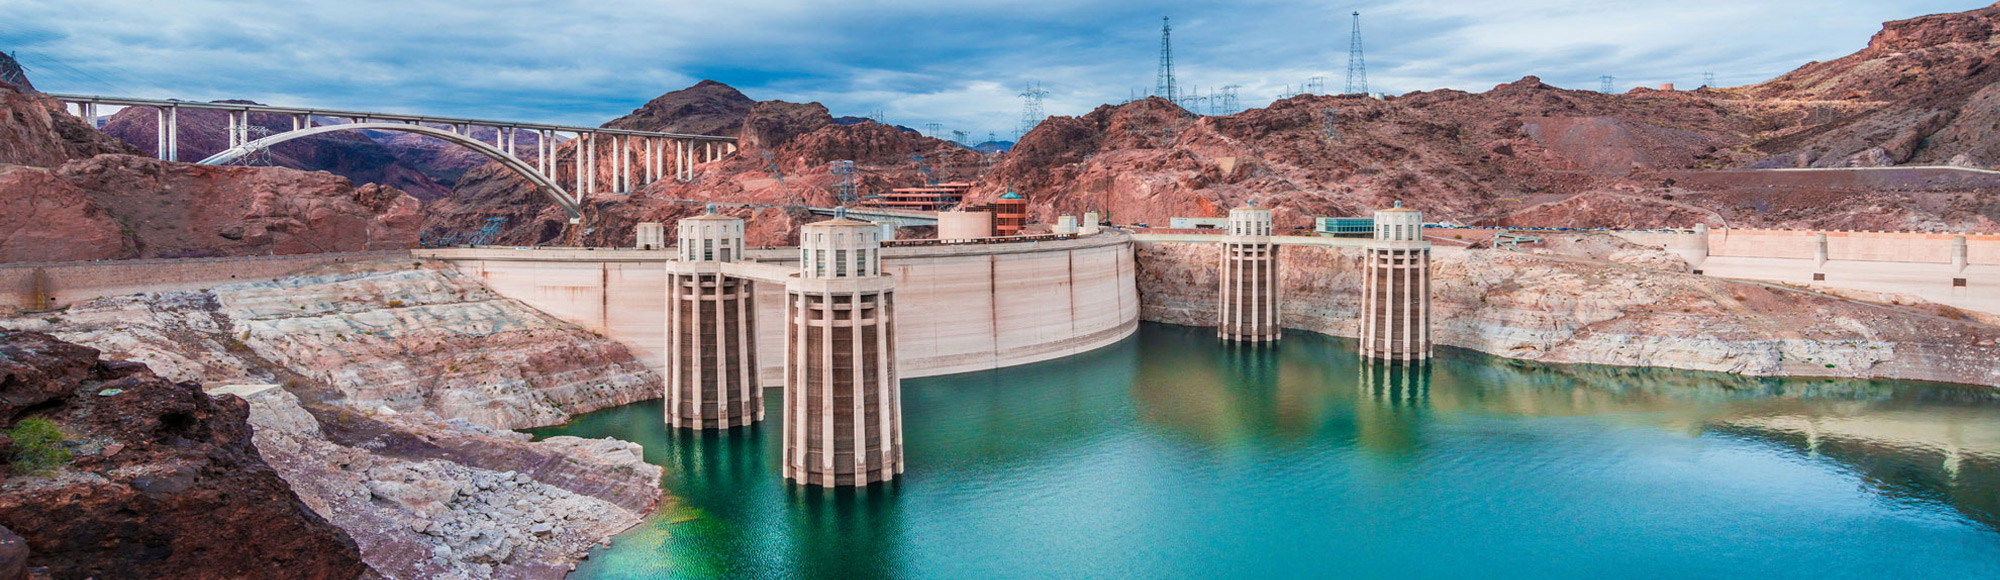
left=0, top=154, right=424, bottom=261
left=2, top=261, right=668, bottom=578
left=0, top=166, right=129, bottom=262
left=0, top=331, right=371, bottom=580
left=1134, top=241, right=2000, bottom=387
left=243, top=387, right=659, bottom=580
left=601, top=79, right=757, bottom=136
left=6, top=261, right=659, bottom=430
left=218, top=265, right=659, bottom=429
left=0, top=83, right=139, bottom=168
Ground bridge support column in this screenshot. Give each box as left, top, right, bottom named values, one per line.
left=784, top=214, right=903, bottom=487
left=1361, top=204, right=1431, bottom=362
left=1218, top=205, right=1280, bottom=342
left=155, top=108, right=167, bottom=159
left=585, top=133, right=597, bottom=195
left=666, top=211, right=760, bottom=429
left=167, top=106, right=178, bottom=162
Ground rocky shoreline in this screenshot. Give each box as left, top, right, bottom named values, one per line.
left=2, top=259, right=669, bottom=579
left=1135, top=236, right=2000, bottom=388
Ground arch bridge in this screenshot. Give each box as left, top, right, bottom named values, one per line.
left=51, top=94, right=739, bottom=222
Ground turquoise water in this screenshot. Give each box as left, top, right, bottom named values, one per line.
left=531, top=323, right=2000, bottom=579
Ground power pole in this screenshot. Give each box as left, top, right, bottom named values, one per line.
left=1346, top=12, right=1368, bottom=96
left=1157, top=17, right=1177, bottom=102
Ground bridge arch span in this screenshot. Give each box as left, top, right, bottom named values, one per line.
left=196, top=122, right=582, bottom=221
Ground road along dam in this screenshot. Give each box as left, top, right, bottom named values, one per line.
left=418, top=229, right=1140, bottom=383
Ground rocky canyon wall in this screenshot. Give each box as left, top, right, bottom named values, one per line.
left=1, top=258, right=669, bottom=578
left=0, top=331, right=372, bottom=580
left=1134, top=239, right=2000, bottom=387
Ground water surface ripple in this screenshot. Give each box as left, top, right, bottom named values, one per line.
left=532, top=323, right=2000, bottom=579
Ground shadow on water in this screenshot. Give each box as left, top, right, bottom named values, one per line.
left=532, top=322, right=2000, bottom=579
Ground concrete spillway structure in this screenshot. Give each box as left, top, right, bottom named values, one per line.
left=1218, top=205, right=1281, bottom=342
left=664, top=213, right=759, bottom=429
left=1361, top=204, right=1432, bottom=362
left=784, top=216, right=904, bottom=487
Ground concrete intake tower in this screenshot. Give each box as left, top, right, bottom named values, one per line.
left=1361, top=204, right=1431, bottom=361
left=784, top=215, right=905, bottom=487
left=1218, top=204, right=1281, bottom=342
left=664, top=212, right=760, bottom=429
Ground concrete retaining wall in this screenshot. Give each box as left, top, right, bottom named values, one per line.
left=1704, top=229, right=1999, bottom=264
left=1, top=251, right=411, bottom=312
left=1599, top=228, right=1999, bottom=315
left=423, top=231, right=1140, bottom=381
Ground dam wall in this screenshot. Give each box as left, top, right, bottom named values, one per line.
left=0, top=251, right=411, bottom=312
left=421, top=231, right=1140, bottom=381
left=1601, top=228, right=1999, bottom=316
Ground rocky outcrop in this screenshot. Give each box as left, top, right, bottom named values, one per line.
left=2, top=260, right=667, bottom=578
left=0, top=154, right=423, bottom=262
left=0, top=83, right=139, bottom=168
left=601, top=79, right=757, bottom=136
left=243, top=387, right=659, bottom=579
left=1134, top=241, right=2000, bottom=387
left=1740, top=3, right=2000, bottom=171
left=0, top=165, right=131, bottom=262
left=6, top=261, right=658, bottom=430
left=219, top=265, right=659, bottom=429
left=0, top=331, right=371, bottom=579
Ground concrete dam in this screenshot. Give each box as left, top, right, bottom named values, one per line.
left=418, top=227, right=1143, bottom=383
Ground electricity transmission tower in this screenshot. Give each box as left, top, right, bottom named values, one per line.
left=1018, top=82, right=1049, bottom=140
left=1703, top=72, right=1716, bottom=88
left=925, top=122, right=944, bottom=139
left=1157, top=17, right=1177, bottom=102
left=1218, top=85, right=1242, bottom=115
left=829, top=160, right=858, bottom=205
left=1346, top=12, right=1368, bottom=95
left=1600, top=76, right=1615, bottom=93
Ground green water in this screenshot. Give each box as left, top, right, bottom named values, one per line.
left=531, top=323, right=2000, bottom=579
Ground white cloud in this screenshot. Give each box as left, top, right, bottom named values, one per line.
left=0, top=0, right=1981, bottom=137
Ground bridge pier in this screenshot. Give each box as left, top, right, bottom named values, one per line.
left=666, top=212, right=760, bottom=429
left=785, top=214, right=903, bottom=487
left=1218, top=204, right=1280, bottom=342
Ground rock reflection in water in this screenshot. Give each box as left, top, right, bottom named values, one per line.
left=534, top=323, right=2000, bottom=579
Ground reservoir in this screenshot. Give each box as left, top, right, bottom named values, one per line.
left=532, top=323, right=2000, bottom=579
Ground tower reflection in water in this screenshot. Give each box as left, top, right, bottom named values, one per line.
left=1355, top=360, right=1430, bottom=455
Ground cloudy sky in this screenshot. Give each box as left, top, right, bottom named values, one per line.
left=1, top=0, right=1982, bottom=139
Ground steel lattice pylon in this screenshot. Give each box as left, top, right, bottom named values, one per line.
left=1157, top=17, right=1177, bottom=102
left=1346, top=12, right=1368, bottom=96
